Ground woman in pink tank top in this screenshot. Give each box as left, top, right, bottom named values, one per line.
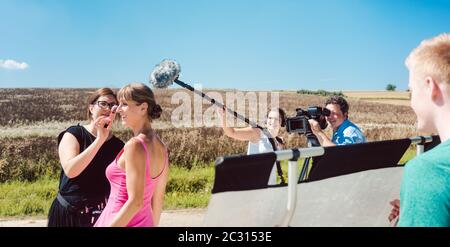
left=94, top=83, right=169, bottom=227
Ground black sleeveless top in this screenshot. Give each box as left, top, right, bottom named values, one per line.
left=57, top=124, right=124, bottom=206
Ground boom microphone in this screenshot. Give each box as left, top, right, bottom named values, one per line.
left=149, top=59, right=285, bottom=184
left=149, top=59, right=274, bottom=136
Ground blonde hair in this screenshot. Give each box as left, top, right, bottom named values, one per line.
left=117, top=83, right=162, bottom=120
left=405, top=33, right=450, bottom=84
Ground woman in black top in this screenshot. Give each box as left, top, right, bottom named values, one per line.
left=48, top=88, right=124, bottom=227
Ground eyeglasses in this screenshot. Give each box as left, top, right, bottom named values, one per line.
left=95, top=101, right=117, bottom=110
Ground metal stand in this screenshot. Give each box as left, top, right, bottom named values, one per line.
left=410, top=136, right=433, bottom=156
left=298, top=133, right=321, bottom=182
left=279, top=149, right=301, bottom=227
left=279, top=159, right=299, bottom=227
left=416, top=144, right=425, bottom=155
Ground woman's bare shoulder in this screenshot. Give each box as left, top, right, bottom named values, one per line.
left=123, top=138, right=146, bottom=157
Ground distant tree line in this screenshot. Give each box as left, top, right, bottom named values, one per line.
left=296, top=89, right=345, bottom=97
left=386, top=84, right=397, bottom=91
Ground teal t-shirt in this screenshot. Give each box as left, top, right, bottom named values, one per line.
left=398, top=138, right=450, bottom=227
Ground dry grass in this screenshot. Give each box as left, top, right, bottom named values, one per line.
left=0, top=88, right=88, bottom=126
left=0, top=88, right=421, bottom=181
left=0, top=88, right=418, bottom=140
left=0, top=88, right=416, bottom=125
left=358, top=99, right=410, bottom=106
left=343, top=91, right=410, bottom=106
left=0, top=120, right=172, bottom=138
left=344, top=91, right=410, bottom=99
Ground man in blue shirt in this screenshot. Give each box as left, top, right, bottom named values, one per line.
left=308, top=96, right=365, bottom=147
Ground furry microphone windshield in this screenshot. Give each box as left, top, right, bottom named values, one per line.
left=150, top=59, right=181, bottom=88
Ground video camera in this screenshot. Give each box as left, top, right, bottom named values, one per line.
left=285, top=106, right=331, bottom=135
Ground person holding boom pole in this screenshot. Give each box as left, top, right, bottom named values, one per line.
left=149, top=59, right=287, bottom=185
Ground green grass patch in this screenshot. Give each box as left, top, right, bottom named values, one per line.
left=0, top=176, right=57, bottom=216
left=0, top=165, right=215, bottom=217
left=279, top=158, right=313, bottom=182
left=399, top=148, right=416, bottom=164
left=165, top=165, right=214, bottom=209
left=165, top=192, right=211, bottom=209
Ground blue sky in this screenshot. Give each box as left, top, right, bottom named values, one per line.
left=1, top=0, right=449, bottom=91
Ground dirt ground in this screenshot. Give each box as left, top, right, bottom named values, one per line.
left=0, top=208, right=206, bottom=227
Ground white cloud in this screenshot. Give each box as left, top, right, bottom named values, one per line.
left=0, top=59, right=29, bottom=70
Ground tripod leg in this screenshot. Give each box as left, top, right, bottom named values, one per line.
left=298, top=157, right=310, bottom=182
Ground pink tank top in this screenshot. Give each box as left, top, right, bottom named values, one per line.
left=94, top=136, right=168, bottom=227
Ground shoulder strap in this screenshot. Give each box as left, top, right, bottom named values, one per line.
left=154, top=134, right=170, bottom=168
left=134, top=136, right=152, bottom=176
left=264, top=130, right=286, bottom=185
left=136, top=135, right=168, bottom=179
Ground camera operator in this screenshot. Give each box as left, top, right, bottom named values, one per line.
left=308, top=96, right=366, bottom=147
